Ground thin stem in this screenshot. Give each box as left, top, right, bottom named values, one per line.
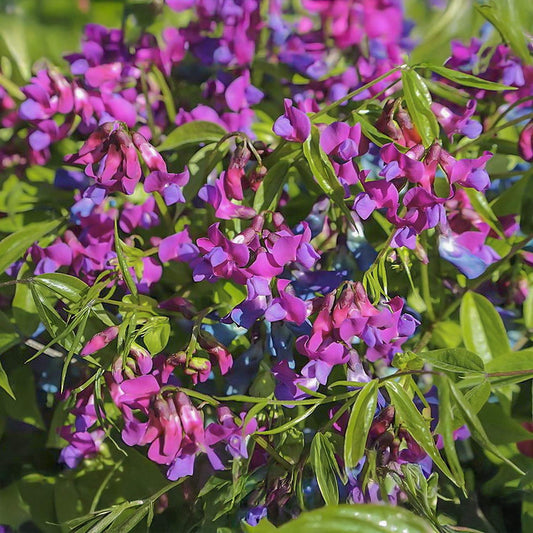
left=491, top=95, right=533, bottom=128
left=312, top=65, right=405, bottom=120
left=140, top=69, right=158, bottom=144
left=252, top=434, right=294, bottom=470
left=420, top=235, right=436, bottom=322
left=452, top=112, right=533, bottom=155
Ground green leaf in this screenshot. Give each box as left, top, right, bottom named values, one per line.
left=485, top=349, right=533, bottom=385
left=0, top=219, right=60, bottom=274
left=478, top=403, right=533, bottom=444
left=460, top=291, right=510, bottom=363
left=0, top=361, right=15, bottom=399
left=524, top=289, right=533, bottom=330
left=465, top=189, right=504, bottom=238
left=384, top=380, right=457, bottom=485
left=303, top=126, right=354, bottom=224
left=434, top=377, right=465, bottom=490
left=430, top=320, right=462, bottom=349
left=521, top=174, right=533, bottom=234
left=178, top=141, right=230, bottom=215
left=0, top=483, right=31, bottom=529
left=1, top=366, right=45, bottom=429
left=522, top=492, right=533, bottom=533
left=60, top=310, right=89, bottom=391
left=12, top=263, right=39, bottom=337
left=158, top=121, right=228, bottom=151
left=246, top=504, right=434, bottom=532
left=29, top=284, right=78, bottom=353
left=33, top=273, right=88, bottom=303
left=143, top=319, right=170, bottom=354
left=253, top=160, right=290, bottom=212
left=309, top=433, right=340, bottom=506
left=475, top=1, right=532, bottom=65
left=452, top=380, right=491, bottom=430
left=343, top=380, right=378, bottom=472
left=420, top=64, right=516, bottom=91
left=0, top=310, right=20, bottom=357
left=418, top=348, right=485, bottom=373
left=352, top=112, right=396, bottom=147
left=401, top=69, right=439, bottom=147
left=448, top=380, right=524, bottom=475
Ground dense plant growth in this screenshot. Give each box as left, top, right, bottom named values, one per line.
left=0, top=0, right=532, bottom=531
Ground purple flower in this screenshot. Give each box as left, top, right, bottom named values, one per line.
left=65, top=122, right=142, bottom=194
left=30, top=241, right=72, bottom=275
left=320, top=122, right=368, bottom=164
left=432, top=99, right=482, bottom=140
left=158, top=228, right=199, bottom=264
left=199, top=174, right=257, bottom=220
left=438, top=231, right=499, bottom=279
left=519, top=121, right=533, bottom=161
left=273, top=99, right=311, bottom=142
left=81, top=326, right=119, bottom=357
left=144, top=167, right=189, bottom=206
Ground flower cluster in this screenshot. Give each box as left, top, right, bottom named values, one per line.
left=0, top=0, right=531, bottom=530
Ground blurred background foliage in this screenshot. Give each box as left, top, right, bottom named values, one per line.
left=2, top=0, right=533, bottom=83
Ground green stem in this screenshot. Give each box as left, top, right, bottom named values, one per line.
left=452, top=112, right=533, bottom=155
left=420, top=261, right=435, bottom=322
left=491, top=95, right=533, bottom=128
left=140, top=69, right=158, bottom=144
left=153, top=190, right=173, bottom=232
left=312, top=65, right=405, bottom=121
left=151, top=66, right=176, bottom=124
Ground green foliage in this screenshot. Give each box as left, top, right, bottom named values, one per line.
left=245, top=504, right=434, bottom=532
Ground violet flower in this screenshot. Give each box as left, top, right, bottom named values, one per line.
left=273, top=99, right=311, bottom=142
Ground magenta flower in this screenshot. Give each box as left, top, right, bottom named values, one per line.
left=264, top=279, right=309, bottom=325
left=144, top=167, right=189, bottom=206
left=158, top=228, right=200, bottom=264
left=273, top=99, right=311, bottom=142
left=65, top=122, right=142, bottom=194
left=199, top=174, right=257, bottom=220
left=80, top=326, right=119, bottom=357
left=30, top=241, right=72, bottom=275
left=519, top=121, right=533, bottom=161
left=432, top=100, right=482, bottom=140
left=58, top=389, right=104, bottom=468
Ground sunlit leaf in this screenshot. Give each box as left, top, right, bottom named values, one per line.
left=343, top=381, right=378, bottom=473
left=460, top=291, right=509, bottom=362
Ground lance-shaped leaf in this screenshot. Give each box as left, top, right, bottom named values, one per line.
left=253, top=159, right=290, bottom=212
left=460, top=291, right=509, bottom=362
left=451, top=380, right=491, bottom=430
left=32, top=273, right=88, bottom=303
left=310, top=432, right=340, bottom=506
left=417, top=348, right=485, bottom=374
left=158, top=120, right=227, bottom=151
left=401, top=69, right=439, bottom=146
left=434, top=376, right=465, bottom=491
left=475, top=1, right=531, bottom=65
left=384, top=380, right=458, bottom=486
left=0, top=219, right=60, bottom=274
left=448, top=380, right=524, bottom=475
left=303, top=126, right=354, bottom=225
left=521, top=174, right=533, bottom=234
left=419, top=64, right=516, bottom=91
left=485, top=349, right=533, bottom=385
left=0, top=361, right=15, bottom=399
left=343, top=380, right=378, bottom=473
